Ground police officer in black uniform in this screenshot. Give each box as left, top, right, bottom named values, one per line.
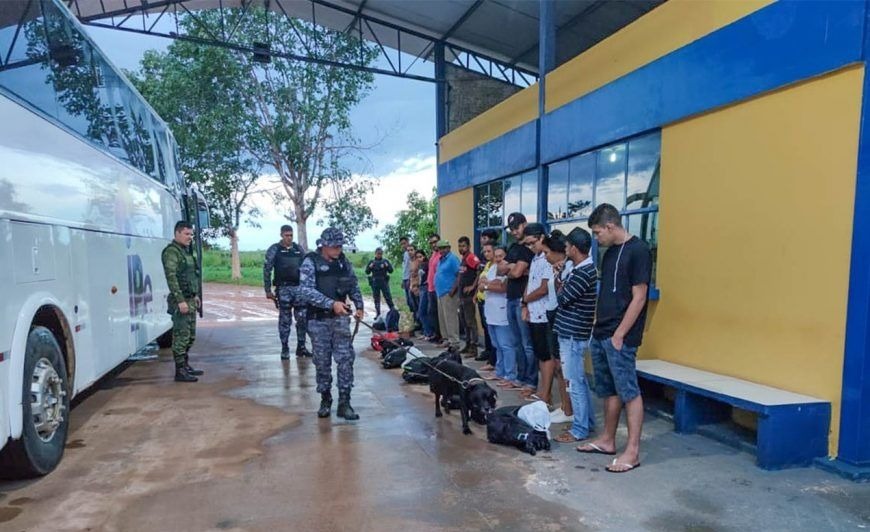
left=264, top=225, right=311, bottom=359
left=365, top=247, right=394, bottom=318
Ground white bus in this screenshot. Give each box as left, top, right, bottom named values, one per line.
left=0, top=0, right=207, bottom=478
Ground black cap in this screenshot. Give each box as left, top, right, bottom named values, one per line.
left=505, top=212, right=527, bottom=229
left=522, top=222, right=546, bottom=238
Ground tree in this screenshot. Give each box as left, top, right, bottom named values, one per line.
left=378, top=189, right=438, bottom=263
left=173, top=7, right=379, bottom=249
left=130, top=43, right=262, bottom=280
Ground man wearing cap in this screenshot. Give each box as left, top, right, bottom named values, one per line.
left=433, top=240, right=462, bottom=351
left=264, top=224, right=311, bottom=360
left=498, top=212, right=537, bottom=391
left=296, top=227, right=365, bottom=420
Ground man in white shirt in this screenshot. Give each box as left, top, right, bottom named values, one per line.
left=521, top=223, right=558, bottom=404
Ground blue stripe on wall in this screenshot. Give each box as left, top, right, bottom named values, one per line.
left=541, top=0, right=864, bottom=164
left=837, top=0, right=870, bottom=469
left=437, top=0, right=866, bottom=196
left=437, top=120, right=536, bottom=195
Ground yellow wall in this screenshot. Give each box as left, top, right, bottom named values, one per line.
left=545, top=0, right=773, bottom=112
left=438, top=0, right=772, bottom=164
left=438, top=188, right=474, bottom=247
left=645, top=65, right=864, bottom=454
left=438, top=85, right=538, bottom=164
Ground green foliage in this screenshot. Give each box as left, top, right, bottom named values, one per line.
left=129, top=7, right=379, bottom=249
left=378, top=189, right=439, bottom=263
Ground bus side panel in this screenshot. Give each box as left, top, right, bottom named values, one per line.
left=0, top=221, right=10, bottom=448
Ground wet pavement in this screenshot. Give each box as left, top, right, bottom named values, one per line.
left=0, top=284, right=868, bottom=531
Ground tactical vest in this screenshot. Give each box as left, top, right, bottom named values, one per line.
left=273, top=243, right=304, bottom=286
left=164, top=242, right=199, bottom=305
left=308, top=251, right=354, bottom=315
left=368, top=258, right=390, bottom=281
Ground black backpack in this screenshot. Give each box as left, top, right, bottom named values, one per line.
left=400, top=350, right=462, bottom=383
left=381, top=347, right=408, bottom=369
left=486, top=406, right=551, bottom=456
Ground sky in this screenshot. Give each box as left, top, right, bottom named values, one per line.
left=84, top=24, right=437, bottom=251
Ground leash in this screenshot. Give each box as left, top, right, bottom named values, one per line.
left=354, top=318, right=486, bottom=390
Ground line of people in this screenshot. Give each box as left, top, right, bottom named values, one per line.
left=400, top=203, right=652, bottom=473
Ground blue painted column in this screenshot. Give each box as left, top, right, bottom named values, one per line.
left=434, top=42, right=447, bottom=148
left=833, top=0, right=870, bottom=478
left=536, top=0, right=555, bottom=225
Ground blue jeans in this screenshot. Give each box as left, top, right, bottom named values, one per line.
left=507, top=298, right=536, bottom=388
left=488, top=323, right=518, bottom=382
left=558, top=336, right=596, bottom=439
left=417, top=287, right=433, bottom=337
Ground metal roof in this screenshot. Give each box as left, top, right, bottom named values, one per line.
left=65, top=0, right=663, bottom=75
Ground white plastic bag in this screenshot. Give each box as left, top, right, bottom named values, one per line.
left=517, top=400, right=551, bottom=439
left=400, top=346, right=426, bottom=368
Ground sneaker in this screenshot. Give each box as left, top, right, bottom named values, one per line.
left=549, top=408, right=572, bottom=424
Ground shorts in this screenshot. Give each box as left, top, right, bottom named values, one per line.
left=546, top=309, right=559, bottom=360
left=589, top=336, right=640, bottom=402
left=529, top=321, right=553, bottom=362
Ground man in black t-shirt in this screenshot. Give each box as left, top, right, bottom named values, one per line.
left=497, top=212, right=537, bottom=391
left=577, top=204, right=651, bottom=474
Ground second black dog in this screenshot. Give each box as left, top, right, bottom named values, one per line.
left=428, top=360, right=497, bottom=435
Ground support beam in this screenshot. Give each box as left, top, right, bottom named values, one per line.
left=536, top=0, right=555, bottom=225
left=435, top=41, right=447, bottom=142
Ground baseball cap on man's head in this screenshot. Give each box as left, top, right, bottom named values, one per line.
left=436, top=240, right=451, bottom=248
left=505, top=212, right=527, bottom=230
left=522, top=222, right=546, bottom=238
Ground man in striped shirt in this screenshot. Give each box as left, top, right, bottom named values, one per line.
left=553, top=227, right=598, bottom=444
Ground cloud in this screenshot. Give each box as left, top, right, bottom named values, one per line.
left=226, top=155, right=436, bottom=251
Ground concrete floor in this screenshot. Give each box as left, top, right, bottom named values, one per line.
left=0, top=284, right=868, bottom=531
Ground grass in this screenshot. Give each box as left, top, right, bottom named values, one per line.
left=202, top=248, right=413, bottom=321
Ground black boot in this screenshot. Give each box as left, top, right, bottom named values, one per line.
left=317, top=392, right=333, bottom=418
left=184, top=363, right=204, bottom=376
left=296, top=345, right=311, bottom=358
left=337, top=391, right=359, bottom=420
left=174, top=366, right=198, bottom=383
left=281, top=344, right=290, bottom=360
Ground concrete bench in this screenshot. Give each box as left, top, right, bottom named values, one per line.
left=636, top=359, right=830, bottom=470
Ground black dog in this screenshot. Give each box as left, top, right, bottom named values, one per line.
left=402, top=349, right=462, bottom=384
left=428, top=360, right=497, bottom=435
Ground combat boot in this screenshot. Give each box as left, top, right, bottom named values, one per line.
left=281, top=344, right=290, bottom=360
left=184, top=362, right=204, bottom=376
left=296, top=345, right=311, bottom=358
left=174, top=366, right=198, bottom=383
left=317, top=392, right=333, bottom=418
left=337, top=391, right=359, bottom=420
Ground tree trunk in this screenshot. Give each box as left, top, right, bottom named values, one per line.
left=295, top=202, right=309, bottom=251
left=229, top=228, right=242, bottom=281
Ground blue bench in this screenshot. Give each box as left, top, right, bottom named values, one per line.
left=636, top=360, right=831, bottom=470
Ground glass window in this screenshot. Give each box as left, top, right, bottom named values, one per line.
left=596, top=143, right=626, bottom=209
left=0, top=0, right=59, bottom=120
left=488, top=180, right=503, bottom=227
left=475, top=184, right=489, bottom=229
left=627, top=132, right=661, bottom=211
left=521, top=170, right=537, bottom=222
left=568, top=152, right=594, bottom=218
left=547, top=160, right=568, bottom=221
left=624, top=211, right=659, bottom=285
left=503, top=176, right=520, bottom=224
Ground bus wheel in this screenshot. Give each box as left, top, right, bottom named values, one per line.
left=0, top=326, right=70, bottom=479
left=156, top=329, right=173, bottom=349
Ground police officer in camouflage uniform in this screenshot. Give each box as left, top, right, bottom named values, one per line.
left=162, top=221, right=204, bottom=383
left=264, top=224, right=311, bottom=360
left=296, top=227, right=364, bottom=420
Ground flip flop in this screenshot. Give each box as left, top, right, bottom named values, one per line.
left=606, top=459, right=641, bottom=473
left=576, top=443, right=616, bottom=455
left=523, top=394, right=545, bottom=402
left=482, top=374, right=500, bottom=381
